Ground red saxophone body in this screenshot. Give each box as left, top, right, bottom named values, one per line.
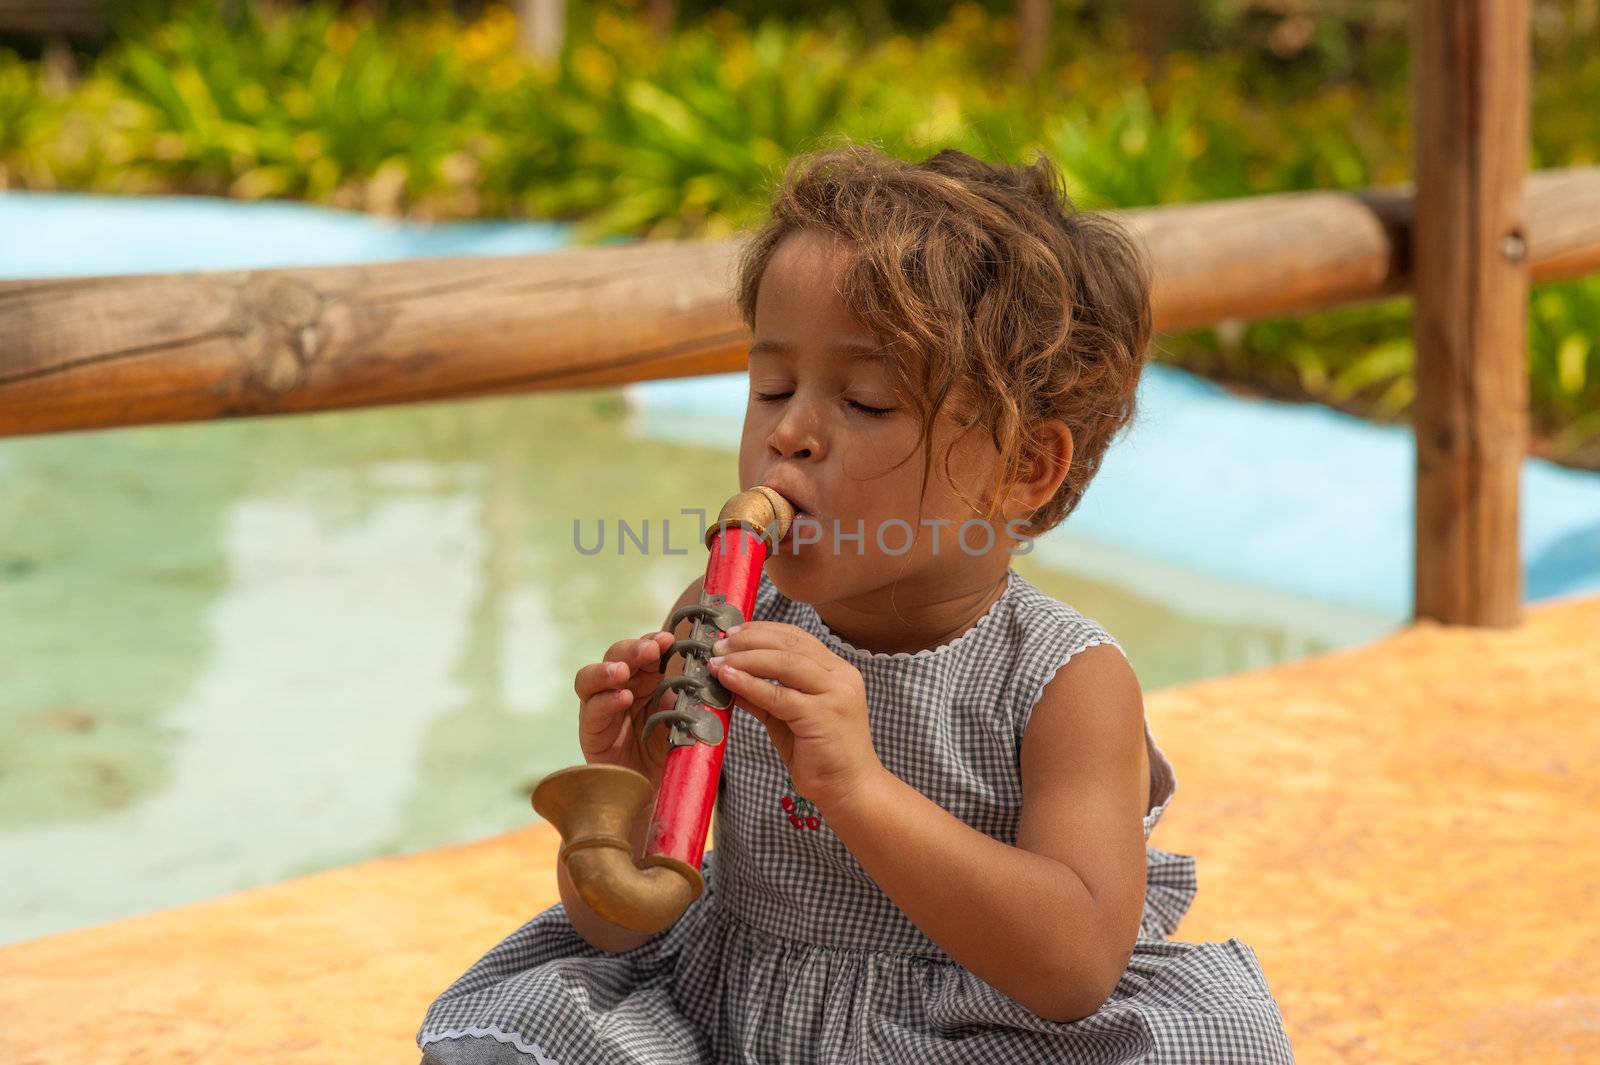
left=531, top=487, right=795, bottom=935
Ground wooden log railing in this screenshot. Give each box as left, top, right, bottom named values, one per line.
left=2, top=166, right=1597, bottom=443
left=0, top=0, right=104, bottom=35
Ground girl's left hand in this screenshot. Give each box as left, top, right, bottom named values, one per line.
left=708, top=621, right=883, bottom=817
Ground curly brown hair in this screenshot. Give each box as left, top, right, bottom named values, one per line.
left=734, top=140, right=1153, bottom=537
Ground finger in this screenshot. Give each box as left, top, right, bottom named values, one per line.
left=708, top=648, right=831, bottom=695
left=621, top=671, right=681, bottom=728
left=601, top=636, right=645, bottom=663
left=580, top=636, right=665, bottom=701
left=713, top=662, right=805, bottom=721
left=575, top=658, right=632, bottom=699
left=626, top=636, right=682, bottom=700
left=578, top=690, right=633, bottom=745
left=631, top=632, right=671, bottom=672
left=737, top=696, right=773, bottom=729
left=714, top=620, right=828, bottom=660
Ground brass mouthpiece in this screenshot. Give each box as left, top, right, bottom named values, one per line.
left=705, top=485, right=796, bottom=550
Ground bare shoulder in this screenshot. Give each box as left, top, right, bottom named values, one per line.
left=1019, top=642, right=1148, bottom=825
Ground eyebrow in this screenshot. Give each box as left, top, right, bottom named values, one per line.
left=748, top=339, right=886, bottom=361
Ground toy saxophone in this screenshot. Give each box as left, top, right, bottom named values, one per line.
left=530, top=486, right=796, bottom=935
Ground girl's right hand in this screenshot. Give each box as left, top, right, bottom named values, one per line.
left=575, top=631, right=678, bottom=785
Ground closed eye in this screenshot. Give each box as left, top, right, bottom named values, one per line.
left=846, top=399, right=894, bottom=417
left=752, top=392, right=894, bottom=417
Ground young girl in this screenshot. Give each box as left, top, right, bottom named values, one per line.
left=417, top=143, right=1294, bottom=1063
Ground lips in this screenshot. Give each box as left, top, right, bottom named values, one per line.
left=758, top=480, right=816, bottom=547
left=778, top=509, right=816, bottom=544
left=757, top=480, right=813, bottom=521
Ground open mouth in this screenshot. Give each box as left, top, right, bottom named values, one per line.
left=779, top=510, right=806, bottom=545
left=778, top=508, right=817, bottom=548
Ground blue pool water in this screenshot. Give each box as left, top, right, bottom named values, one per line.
left=627, top=369, right=1600, bottom=618
left=0, top=189, right=577, bottom=275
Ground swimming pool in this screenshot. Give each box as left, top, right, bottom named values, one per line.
left=6, top=191, right=1588, bottom=947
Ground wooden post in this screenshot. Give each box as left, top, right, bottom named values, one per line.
left=515, top=0, right=564, bottom=63
left=0, top=0, right=104, bottom=36
left=1133, top=0, right=1204, bottom=74
left=1412, top=1, right=1530, bottom=627
left=647, top=0, right=677, bottom=42
left=1016, top=0, right=1050, bottom=79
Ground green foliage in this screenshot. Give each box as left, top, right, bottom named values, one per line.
left=62, top=2, right=521, bottom=212
left=0, top=0, right=1596, bottom=465
left=0, top=51, right=41, bottom=163
left=494, top=13, right=886, bottom=239
left=1530, top=278, right=1600, bottom=466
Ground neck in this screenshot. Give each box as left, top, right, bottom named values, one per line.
left=811, top=565, right=1012, bottom=656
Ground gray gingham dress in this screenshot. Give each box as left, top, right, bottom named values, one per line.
left=418, top=567, right=1294, bottom=1064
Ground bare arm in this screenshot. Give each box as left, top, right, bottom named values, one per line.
left=821, top=643, right=1150, bottom=1021
left=560, top=575, right=705, bottom=954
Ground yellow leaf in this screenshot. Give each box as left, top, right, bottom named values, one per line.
left=1557, top=335, right=1590, bottom=395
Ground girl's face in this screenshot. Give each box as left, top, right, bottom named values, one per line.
left=737, top=228, right=1012, bottom=607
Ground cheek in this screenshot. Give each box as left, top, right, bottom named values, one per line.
left=738, top=409, right=770, bottom=472
left=838, top=421, right=924, bottom=484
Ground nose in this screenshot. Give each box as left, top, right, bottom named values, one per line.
left=766, top=397, right=823, bottom=461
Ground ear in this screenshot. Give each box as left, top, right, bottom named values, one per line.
left=1004, top=419, right=1073, bottom=526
